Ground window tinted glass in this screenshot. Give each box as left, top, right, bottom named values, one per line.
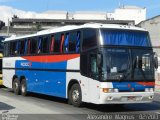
left=82, top=29, right=97, bottom=51
left=68, top=32, right=77, bottom=52
left=20, top=40, right=25, bottom=55
left=38, top=36, right=50, bottom=54
left=64, top=31, right=81, bottom=53
left=10, top=41, right=17, bottom=55
left=4, top=43, right=9, bottom=57
left=54, top=33, right=61, bottom=53
left=30, top=38, right=37, bottom=54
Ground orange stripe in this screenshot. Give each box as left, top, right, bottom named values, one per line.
left=23, top=54, right=80, bottom=63
left=137, top=82, right=155, bottom=86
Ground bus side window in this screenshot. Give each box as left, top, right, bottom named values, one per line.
left=20, top=40, right=25, bottom=55
left=68, top=32, right=76, bottom=53
left=41, top=36, right=50, bottom=54
left=10, top=41, right=17, bottom=56
left=60, top=34, right=65, bottom=53
left=15, top=41, right=20, bottom=55
left=76, top=32, right=80, bottom=53
left=64, top=31, right=79, bottom=53
left=82, top=29, right=97, bottom=51
left=64, top=33, right=69, bottom=53
left=30, top=38, right=37, bottom=55
left=27, top=39, right=31, bottom=55
left=4, top=43, right=9, bottom=57
left=90, top=54, right=98, bottom=79
left=54, top=33, right=61, bottom=53
left=37, top=37, right=42, bottom=54
left=50, top=35, right=55, bottom=53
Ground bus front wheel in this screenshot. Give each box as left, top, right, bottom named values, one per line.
left=20, top=79, right=28, bottom=96
left=13, top=78, right=20, bottom=95
left=69, top=83, right=83, bottom=107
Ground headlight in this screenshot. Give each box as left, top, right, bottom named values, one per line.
left=102, top=88, right=119, bottom=93
left=145, top=88, right=154, bottom=92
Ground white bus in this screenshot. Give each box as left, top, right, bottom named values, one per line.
left=3, top=23, right=158, bottom=107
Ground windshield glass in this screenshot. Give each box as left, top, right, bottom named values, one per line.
left=100, top=29, right=151, bottom=47
left=101, top=48, right=154, bottom=81
left=132, top=49, right=154, bottom=80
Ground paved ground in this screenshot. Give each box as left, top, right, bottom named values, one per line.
left=0, top=87, right=160, bottom=120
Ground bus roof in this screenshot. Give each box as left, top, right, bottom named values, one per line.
left=4, top=23, right=147, bottom=42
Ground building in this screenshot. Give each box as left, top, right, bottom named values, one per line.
left=0, top=17, right=134, bottom=36
left=113, top=6, right=146, bottom=24
left=138, top=15, right=160, bottom=57
left=0, top=5, right=146, bottom=36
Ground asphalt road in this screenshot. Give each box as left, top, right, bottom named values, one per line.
left=0, top=87, right=160, bottom=120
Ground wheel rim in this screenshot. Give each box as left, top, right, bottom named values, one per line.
left=21, top=84, right=26, bottom=93
left=72, top=89, right=79, bottom=103
left=14, top=82, right=18, bottom=92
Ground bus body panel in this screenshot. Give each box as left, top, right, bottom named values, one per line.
left=3, top=57, right=25, bottom=88
left=3, top=54, right=81, bottom=99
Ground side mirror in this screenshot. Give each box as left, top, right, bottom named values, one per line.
left=97, top=53, right=103, bottom=68
left=154, top=52, right=158, bottom=69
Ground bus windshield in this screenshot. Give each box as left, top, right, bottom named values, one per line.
left=101, top=48, right=154, bottom=81
left=100, top=29, right=151, bottom=47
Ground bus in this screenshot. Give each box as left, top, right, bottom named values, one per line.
left=3, top=23, right=158, bottom=107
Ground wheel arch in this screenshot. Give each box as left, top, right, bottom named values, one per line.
left=67, top=79, right=80, bottom=98
left=19, top=76, right=26, bottom=83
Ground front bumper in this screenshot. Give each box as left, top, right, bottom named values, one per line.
left=99, top=92, right=154, bottom=104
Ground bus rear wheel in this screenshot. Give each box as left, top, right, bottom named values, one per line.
left=20, top=79, right=28, bottom=96
left=69, top=83, right=82, bottom=107
left=13, top=78, right=20, bottom=95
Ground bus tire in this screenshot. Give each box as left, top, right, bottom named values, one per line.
left=68, top=89, right=72, bottom=105
left=69, top=83, right=83, bottom=107
left=13, top=78, right=20, bottom=95
left=20, top=79, right=28, bottom=96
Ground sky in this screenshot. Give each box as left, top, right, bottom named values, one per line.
left=0, top=0, right=159, bottom=18
left=0, top=0, right=160, bottom=25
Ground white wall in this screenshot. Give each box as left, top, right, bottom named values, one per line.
left=73, top=11, right=107, bottom=20
left=114, top=6, right=146, bottom=24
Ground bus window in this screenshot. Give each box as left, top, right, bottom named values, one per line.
left=64, top=33, right=69, bottom=53
left=50, top=36, right=55, bottom=53
left=82, top=29, right=97, bottom=51
left=4, top=43, right=9, bottom=57
left=10, top=41, right=17, bottom=56
left=30, top=38, right=37, bottom=54
left=76, top=32, right=81, bottom=53
left=38, top=36, right=50, bottom=54
left=60, top=34, right=65, bottom=53
left=37, top=37, right=42, bottom=54
left=54, top=33, right=61, bottom=53
left=20, top=40, right=25, bottom=55
left=68, top=32, right=77, bottom=53
left=41, top=36, right=50, bottom=54
left=64, top=32, right=80, bottom=53
left=90, top=54, right=99, bottom=79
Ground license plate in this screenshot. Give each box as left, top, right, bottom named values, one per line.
left=127, top=96, right=136, bottom=101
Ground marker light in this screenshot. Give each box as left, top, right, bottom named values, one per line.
left=102, top=88, right=119, bottom=93
left=145, top=88, right=154, bottom=92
